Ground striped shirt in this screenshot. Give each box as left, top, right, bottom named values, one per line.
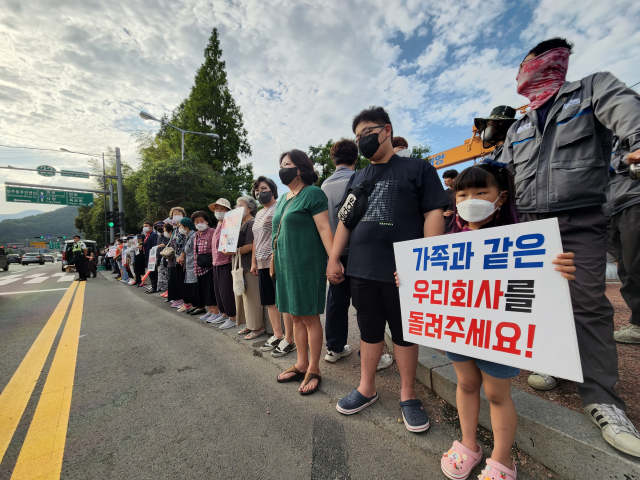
left=252, top=203, right=276, bottom=270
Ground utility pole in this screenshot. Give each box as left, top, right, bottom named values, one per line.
left=115, top=147, right=125, bottom=236
left=103, top=153, right=108, bottom=246
left=109, top=181, right=115, bottom=243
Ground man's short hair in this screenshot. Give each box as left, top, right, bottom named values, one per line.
left=352, top=106, right=393, bottom=138
left=73, top=235, right=81, bottom=239
left=143, top=221, right=153, bottom=227
left=251, top=176, right=279, bottom=200
left=392, top=137, right=408, bottom=149
left=330, top=139, right=358, bottom=166
left=190, top=211, right=210, bottom=223
left=443, top=169, right=459, bottom=179
left=526, top=37, right=573, bottom=60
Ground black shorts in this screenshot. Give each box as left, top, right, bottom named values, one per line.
left=258, top=268, right=276, bottom=306
left=351, top=276, right=413, bottom=347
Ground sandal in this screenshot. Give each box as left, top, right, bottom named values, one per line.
left=277, top=366, right=306, bottom=383
left=299, top=373, right=321, bottom=396
left=237, top=328, right=251, bottom=335
left=399, top=399, right=430, bottom=433
left=244, top=329, right=265, bottom=340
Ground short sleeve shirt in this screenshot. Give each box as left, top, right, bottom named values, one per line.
left=252, top=203, right=276, bottom=270
left=344, top=155, right=449, bottom=283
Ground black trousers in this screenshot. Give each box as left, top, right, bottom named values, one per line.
left=611, top=203, right=640, bottom=326
left=134, top=254, right=146, bottom=284
left=168, top=265, right=184, bottom=301
left=149, top=270, right=158, bottom=291
left=522, top=207, right=623, bottom=409
left=74, top=254, right=87, bottom=280
left=325, top=255, right=351, bottom=353
left=86, top=259, right=97, bottom=277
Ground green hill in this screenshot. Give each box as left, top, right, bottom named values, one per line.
left=0, top=206, right=81, bottom=246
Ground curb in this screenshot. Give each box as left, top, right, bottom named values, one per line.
left=384, top=331, right=640, bottom=480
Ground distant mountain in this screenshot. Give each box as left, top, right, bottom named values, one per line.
left=0, top=206, right=81, bottom=246
left=0, top=209, right=45, bottom=222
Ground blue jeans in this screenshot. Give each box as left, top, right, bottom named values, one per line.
left=325, top=255, right=351, bottom=353
left=118, top=261, right=128, bottom=281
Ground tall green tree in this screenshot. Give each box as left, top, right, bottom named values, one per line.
left=410, top=144, right=431, bottom=159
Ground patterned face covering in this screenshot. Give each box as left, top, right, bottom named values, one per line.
left=516, top=47, right=570, bottom=110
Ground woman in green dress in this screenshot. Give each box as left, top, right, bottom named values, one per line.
left=273, top=149, right=335, bottom=395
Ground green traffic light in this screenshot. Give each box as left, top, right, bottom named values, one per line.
left=108, top=221, right=115, bottom=227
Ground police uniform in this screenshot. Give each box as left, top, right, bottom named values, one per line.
left=72, top=240, right=88, bottom=280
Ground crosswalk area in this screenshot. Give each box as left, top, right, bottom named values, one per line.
left=0, top=271, right=76, bottom=286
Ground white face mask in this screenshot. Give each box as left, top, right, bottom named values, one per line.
left=163, top=232, right=171, bottom=239
left=173, top=214, right=183, bottom=222
left=179, top=227, right=186, bottom=235
left=195, top=223, right=207, bottom=231
left=214, top=212, right=225, bottom=221
left=456, top=195, right=503, bottom=223
left=396, top=148, right=411, bottom=157
left=142, top=227, right=150, bottom=234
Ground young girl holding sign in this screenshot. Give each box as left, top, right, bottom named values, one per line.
left=404, top=162, right=576, bottom=480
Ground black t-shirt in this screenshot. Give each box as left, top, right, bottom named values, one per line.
left=444, top=188, right=456, bottom=232
left=344, top=155, right=449, bottom=283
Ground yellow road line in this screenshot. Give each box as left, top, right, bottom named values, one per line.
left=11, top=281, right=86, bottom=480
left=0, top=282, right=78, bottom=465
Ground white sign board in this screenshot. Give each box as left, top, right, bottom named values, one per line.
left=393, top=218, right=582, bottom=382
left=107, top=246, right=116, bottom=257
left=147, top=246, right=158, bottom=272
left=218, top=208, right=244, bottom=253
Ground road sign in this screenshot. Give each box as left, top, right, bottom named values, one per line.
left=37, top=165, right=56, bottom=177
left=12, top=243, right=25, bottom=248
left=49, top=242, right=61, bottom=250
left=61, top=170, right=90, bottom=179
left=31, top=242, right=47, bottom=248
left=5, top=187, right=94, bottom=207
left=45, top=235, right=53, bottom=240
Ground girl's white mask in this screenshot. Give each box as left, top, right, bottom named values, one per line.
left=457, top=194, right=503, bottom=223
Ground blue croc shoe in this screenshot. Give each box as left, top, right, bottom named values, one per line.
left=399, top=399, right=430, bottom=432
left=336, top=388, right=378, bottom=415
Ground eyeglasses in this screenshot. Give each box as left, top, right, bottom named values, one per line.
left=355, top=125, right=386, bottom=143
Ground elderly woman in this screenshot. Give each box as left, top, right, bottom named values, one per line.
left=190, top=210, right=221, bottom=320
left=157, top=223, right=172, bottom=298
left=251, top=176, right=295, bottom=356
left=208, top=198, right=237, bottom=330
left=176, top=217, right=198, bottom=313
left=230, top=195, right=265, bottom=339
left=274, top=149, right=334, bottom=396
left=167, top=207, right=187, bottom=308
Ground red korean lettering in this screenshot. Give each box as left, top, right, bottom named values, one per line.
left=444, top=315, right=465, bottom=343
left=466, top=280, right=474, bottom=307
left=474, top=280, right=491, bottom=309
left=450, top=280, right=467, bottom=307
left=465, top=318, right=485, bottom=347
left=424, top=313, right=443, bottom=339
left=413, top=280, right=429, bottom=304
left=408, top=311, right=424, bottom=336
left=431, top=280, right=443, bottom=305
left=492, top=322, right=522, bottom=355
left=493, top=280, right=504, bottom=310
left=484, top=320, right=492, bottom=349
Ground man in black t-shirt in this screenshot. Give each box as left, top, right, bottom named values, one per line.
left=327, top=106, right=448, bottom=432
left=442, top=169, right=458, bottom=232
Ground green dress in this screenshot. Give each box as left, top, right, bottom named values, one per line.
left=272, top=185, right=328, bottom=316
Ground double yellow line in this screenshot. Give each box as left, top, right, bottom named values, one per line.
left=0, top=281, right=86, bottom=479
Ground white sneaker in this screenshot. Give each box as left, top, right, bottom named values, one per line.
left=271, top=339, right=296, bottom=357
left=260, top=335, right=283, bottom=352
left=219, top=318, right=236, bottom=330
left=584, top=403, right=640, bottom=457
left=377, top=353, right=393, bottom=371
left=325, top=345, right=352, bottom=363
left=199, top=312, right=212, bottom=321
left=208, top=314, right=225, bottom=324
left=528, top=373, right=558, bottom=390
left=614, top=324, right=640, bottom=344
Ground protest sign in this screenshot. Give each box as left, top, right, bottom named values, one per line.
left=107, top=246, right=116, bottom=257
left=218, top=208, right=244, bottom=253
left=147, top=246, right=157, bottom=271
left=393, top=218, right=582, bottom=382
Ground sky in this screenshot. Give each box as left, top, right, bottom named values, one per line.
left=0, top=0, right=639, bottom=216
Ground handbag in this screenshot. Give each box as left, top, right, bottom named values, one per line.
left=336, top=159, right=393, bottom=229
left=270, top=186, right=306, bottom=279
left=232, top=250, right=245, bottom=296
left=195, top=237, right=213, bottom=268
left=160, top=246, right=175, bottom=259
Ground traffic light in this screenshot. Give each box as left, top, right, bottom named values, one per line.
left=106, top=211, right=115, bottom=228
left=115, top=211, right=125, bottom=229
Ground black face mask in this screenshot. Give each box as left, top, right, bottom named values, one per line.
left=279, top=167, right=299, bottom=185
left=358, top=131, right=387, bottom=160
left=258, top=191, right=273, bottom=205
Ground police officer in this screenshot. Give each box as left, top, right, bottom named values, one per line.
left=474, top=105, right=518, bottom=163
left=71, top=235, right=88, bottom=282
left=503, top=37, right=640, bottom=456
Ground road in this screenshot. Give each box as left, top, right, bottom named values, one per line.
left=0, top=263, right=557, bottom=479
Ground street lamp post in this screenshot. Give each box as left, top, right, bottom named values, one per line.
left=138, top=111, right=219, bottom=161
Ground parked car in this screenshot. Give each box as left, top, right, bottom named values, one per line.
left=62, top=239, right=98, bottom=271
left=0, top=247, right=8, bottom=271
left=21, top=253, right=45, bottom=265
left=55, top=255, right=62, bottom=262
left=7, top=254, right=21, bottom=264
left=43, top=254, right=55, bottom=263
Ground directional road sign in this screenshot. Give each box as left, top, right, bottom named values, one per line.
left=37, top=165, right=56, bottom=177
left=6, top=187, right=94, bottom=207
left=45, top=235, right=53, bottom=240
left=61, top=170, right=90, bottom=179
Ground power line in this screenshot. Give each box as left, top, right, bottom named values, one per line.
left=0, top=144, right=69, bottom=153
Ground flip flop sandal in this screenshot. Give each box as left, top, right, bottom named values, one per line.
left=277, top=365, right=306, bottom=383
left=237, top=328, right=251, bottom=335
left=336, top=388, right=378, bottom=415
left=399, top=399, right=430, bottom=433
left=299, top=373, right=321, bottom=396
left=244, top=329, right=265, bottom=340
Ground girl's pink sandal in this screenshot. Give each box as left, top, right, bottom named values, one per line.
left=441, top=440, right=483, bottom=479
left=477, top=458, right=517, bottom=480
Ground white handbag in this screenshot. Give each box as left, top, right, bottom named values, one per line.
left=231, top=251, right=245, bottom=296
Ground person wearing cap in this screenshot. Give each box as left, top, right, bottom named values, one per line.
left=503, top=37, right=640, bottom=457
left=208, top=198, right=237, bottom=329
left=473, top=105, right=517, bottom=164
left=176, top=217, right=198, bottom=313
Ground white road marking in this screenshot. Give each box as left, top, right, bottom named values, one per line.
left=23, top=276, right=49, bottom=284
left=57, top=275, right=76, bottom=282
left=0, top=278, right=23, bottom=286
left=0, top=288, right=70, bottom=295
left=79, top=335, right=87, bottom=338
left=50, top=273, right=67, bottom=277
left=25, top=273, right=47, bottom=278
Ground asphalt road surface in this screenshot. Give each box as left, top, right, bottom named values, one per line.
left=0, top=264, right=554, bottom=479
